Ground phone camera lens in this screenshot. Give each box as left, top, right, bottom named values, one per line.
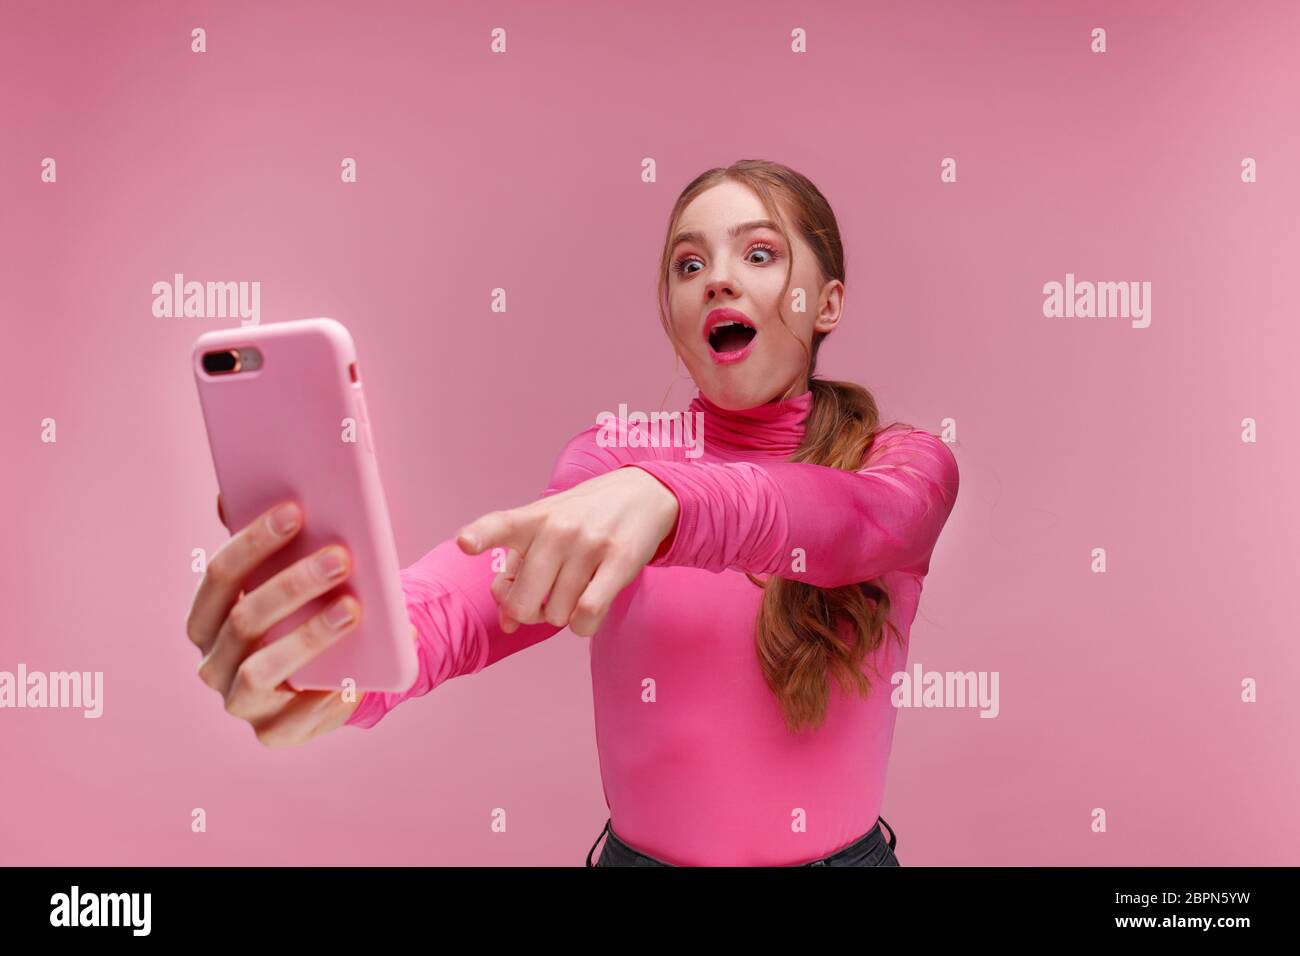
left=202, top=350, right=239, bottom=374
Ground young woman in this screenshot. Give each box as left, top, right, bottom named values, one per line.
left=186, top=159, right=960, bottom=867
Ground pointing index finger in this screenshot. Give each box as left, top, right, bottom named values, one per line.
left=457, top=508, right=533, bottom=556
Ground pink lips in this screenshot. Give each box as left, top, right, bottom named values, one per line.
left=703, top=308, right=758, bottom=366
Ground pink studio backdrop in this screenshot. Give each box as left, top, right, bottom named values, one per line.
left=2, top=0, right=1297, bottom=866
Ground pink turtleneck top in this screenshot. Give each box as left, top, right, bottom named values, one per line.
left=345, top=388, right=960, bottom=866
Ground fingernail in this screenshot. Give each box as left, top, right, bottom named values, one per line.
left=459, top=533, right=480, bottom=552
left=315, top=547, right=348, bottom=579
left=324, top=598, right=356, bottom=629
left=270, top=503, right=300, bottom=535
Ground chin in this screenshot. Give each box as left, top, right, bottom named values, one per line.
left=700, top=379, right=766, bottom=410
left=688, top=355, right=782, bottom=409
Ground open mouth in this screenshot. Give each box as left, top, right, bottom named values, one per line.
left=708, top=321, right=758, bottom=354
left=703, top=309, right=759, bottom=365
left=706, top=319, right=758, bottom=355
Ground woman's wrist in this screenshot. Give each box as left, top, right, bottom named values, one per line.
left=628, top=466, right=680, bottom=561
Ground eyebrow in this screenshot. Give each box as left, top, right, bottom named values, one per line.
left=670, top=219, right=780, bottom=252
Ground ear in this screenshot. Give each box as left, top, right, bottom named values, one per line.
left=813, top=278, right=844, bottom=335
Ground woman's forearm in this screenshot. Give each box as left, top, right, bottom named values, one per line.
left=347, top=422, right=629, bottom=729
left=621, top=426, right=960, bottom=588
left=345, top=538, right=565, bottom=729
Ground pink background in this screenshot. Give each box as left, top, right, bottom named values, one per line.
left=2, top=0, right=1297, bottom=865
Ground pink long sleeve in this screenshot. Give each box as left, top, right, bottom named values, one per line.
left=619, top=426, right=959, bottom=588
left=345, top=425, right=626, bottom=730
left=341, top=385, right=962, bottom=864
left=343, top=541, right=559, bottom=729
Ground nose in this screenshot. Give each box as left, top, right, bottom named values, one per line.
left=703, top=263, right=739, bottom=301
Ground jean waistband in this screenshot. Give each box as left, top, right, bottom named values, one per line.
left=585, top=815, right=897, bottom=867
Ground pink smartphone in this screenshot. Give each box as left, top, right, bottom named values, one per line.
left=190, top=317, right=417, bottom=694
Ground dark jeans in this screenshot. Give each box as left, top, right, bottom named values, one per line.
left=586, top=816, right=900, bottom=867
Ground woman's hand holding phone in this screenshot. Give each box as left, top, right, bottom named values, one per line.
left=187, top=497, right=409, bottom=746
left=456, top=467, right=680, bottom=638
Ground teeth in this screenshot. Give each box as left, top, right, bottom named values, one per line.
left=711, top=319, right=750, bottom=331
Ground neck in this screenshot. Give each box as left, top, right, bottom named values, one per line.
left=688, top=387, right=814, bottom=462
left=772, top=380, right=809, bottom=402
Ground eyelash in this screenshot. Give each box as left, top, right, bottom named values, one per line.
left=672, top=241, right=780, bottom=276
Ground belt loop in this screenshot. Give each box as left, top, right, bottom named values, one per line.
left=877, top=815, right=897, bottom=851
left=586, top=818, right=611, bottom=867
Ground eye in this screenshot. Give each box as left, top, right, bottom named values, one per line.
left=672, top=255, right=703, bottom=277
left=672, top=241, right=780, bottom=277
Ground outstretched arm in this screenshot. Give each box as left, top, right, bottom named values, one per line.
left=344, top=541, right=563, bottom=729
left=346, top=424, right=630, bottom=729
left=619, top=426, right=960, bottom=588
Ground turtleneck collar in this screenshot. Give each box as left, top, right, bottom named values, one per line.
left=687, top=387, right=814, bottom=462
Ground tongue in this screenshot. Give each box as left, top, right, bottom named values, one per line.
left=714, top=326, right=755, bottom=352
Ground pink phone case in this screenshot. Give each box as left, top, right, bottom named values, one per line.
left=191, top=317, right=417, bottom=694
